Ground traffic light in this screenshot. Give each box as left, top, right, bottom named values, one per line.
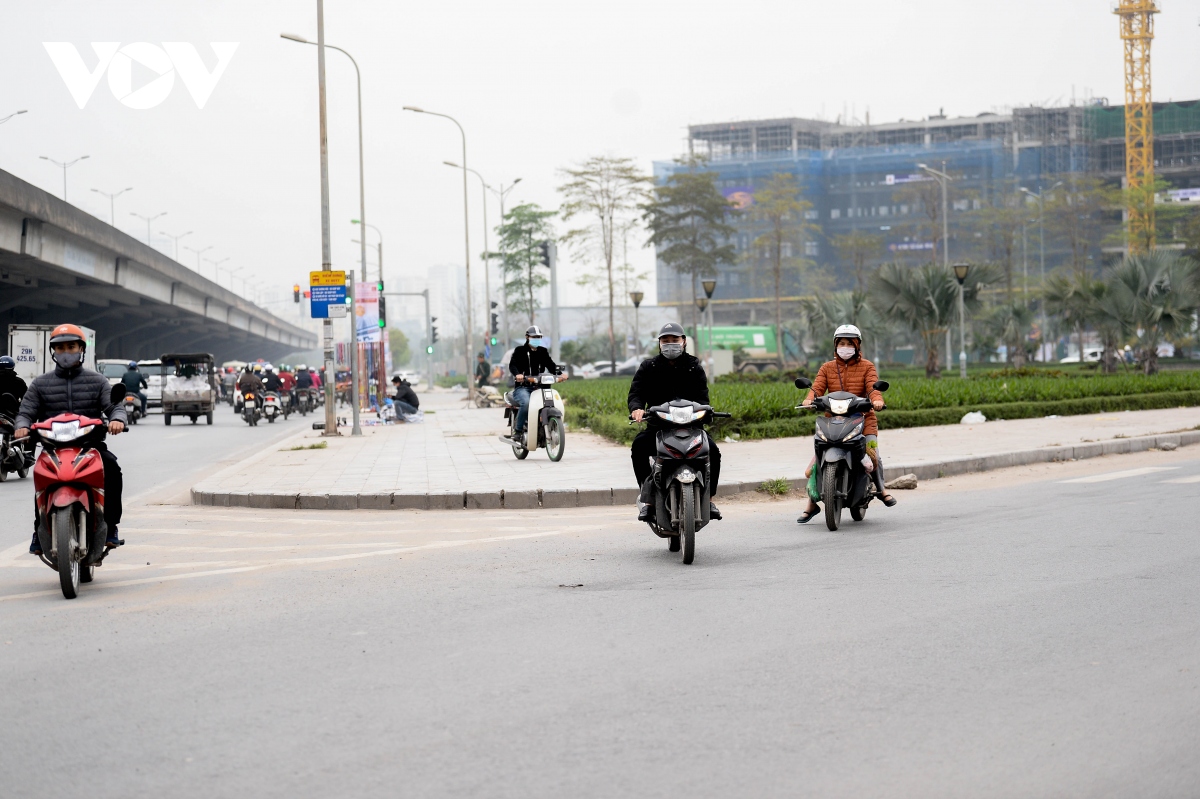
left=378, top=296, right=387, bottom=328
left=431, top=317, right=439, bottom=345
left=489, top=336, right=498, bottom=347
left=293, top=284, right=301, bottom=303
left=490, top=313, right=499, bottom=336
left=538, top=241, right=550, bottom=267
left=426, top=345, right=434, bottom=355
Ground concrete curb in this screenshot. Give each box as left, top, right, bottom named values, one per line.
left=191, top=430, right=1200, bottom=511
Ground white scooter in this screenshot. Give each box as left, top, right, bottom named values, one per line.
left=500, top=370, right=567, bottom=461
left=263, top=391, right=282, bottom=423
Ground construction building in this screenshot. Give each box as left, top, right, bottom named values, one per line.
left=653, top=101, right=1200, bottom=320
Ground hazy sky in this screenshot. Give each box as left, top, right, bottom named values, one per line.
left=4, top=0, right=1199, bottom=317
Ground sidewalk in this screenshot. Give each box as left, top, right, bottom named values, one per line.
left=191, top=392, right=1200, bottom=510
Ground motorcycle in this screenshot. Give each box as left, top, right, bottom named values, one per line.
left=30, top=385, right=125, bottom=599
left=0, top=392, right=31, bottom=482
left=233, top=388, right=244, bottom=415
left=794, top=377, right=889, bottom=531
left=279, top=390, right=292, bottom=420
left=263, top=390, right=282, bottom=423
left=242, top=391, right=262, bottom=426
left=499, top=370, right=566, bottom=461
left=632, top=400, right=730, bottom=565
left=296, top=387, right=312, bottom=416
left=124, top=392, right=142, bottom=425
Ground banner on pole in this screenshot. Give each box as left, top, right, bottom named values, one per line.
left=310, top=270, right=347, bottom=319
left=355, top=281, right=380, bottom=343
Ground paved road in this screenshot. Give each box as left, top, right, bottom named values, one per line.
left=0, top=399, right=310, bottom=536
left=1, top=449, right=1198, bottom=797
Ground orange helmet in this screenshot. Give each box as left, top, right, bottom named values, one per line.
left=49, top=324, right=87, bottom=348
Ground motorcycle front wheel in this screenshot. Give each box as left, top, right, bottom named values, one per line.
left=821, top=463, right=842, bottom=531
left=680, top=483, right=697, bottom=564
left=545, top=417, right=565, bottom=461
left=54, top=507, right=80, bottom=599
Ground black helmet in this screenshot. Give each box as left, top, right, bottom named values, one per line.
left=0, top=356, right=14, bottom=371
left=657, top=322, right=685, bottom=339
left=525, top=325, right=544, bottom=338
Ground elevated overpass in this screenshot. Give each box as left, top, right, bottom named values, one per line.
left=0, top=169, right=316, bottom=362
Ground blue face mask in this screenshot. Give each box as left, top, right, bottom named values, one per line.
left=529, top=338, right=544, bottom=349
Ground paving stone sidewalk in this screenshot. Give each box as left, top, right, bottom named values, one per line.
left=191, top=391, right=1200, bottom=510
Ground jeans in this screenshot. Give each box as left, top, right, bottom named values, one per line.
left=395, top=400, right=417, bottom=415
left=513, top=387, right=532, bottom=432
left=130, top=390, right=147, bottom=415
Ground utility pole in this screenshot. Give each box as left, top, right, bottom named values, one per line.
left=348, top=270, right=361, bottom=436
left=386, top=289, right=433, bottom=390
left=919, top=162, right=954, bottom=372
left=316, top=0, right=337, bottom=435
left=548, top=240, right=560, bottom=361
left=487, top=179, right=522, bottom=349
left=1021, top=183, right=1062, bottom=362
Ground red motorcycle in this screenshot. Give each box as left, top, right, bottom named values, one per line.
left=31, top=410, right=119, bottom=599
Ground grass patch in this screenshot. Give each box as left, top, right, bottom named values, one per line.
left=758, top=477, right=791, bottom=496
left=283, top=441, right=327, bottom=451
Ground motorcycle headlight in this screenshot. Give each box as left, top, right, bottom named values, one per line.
left=848, top=421, right=864, bottom=438
left=669, top=406, right=694, bottom=424
left=48, top=420, right=93, bottom=442
left=815, top=425, right=828, bottom=441
left=829, top=399, right=851, bottom=416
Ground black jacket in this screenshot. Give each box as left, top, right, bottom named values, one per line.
left=0, top=371, right=28, bottom=404
left=509, top=344, right=558, bottom=383
left=263, top=373, right=283, bottom=392
left=295, top=371, right=314, bottom=389
left=393, top=382, right=419, bottom=410
left=16, top=364, right=127, bottom=430
left=121, top=369, right=148, bottom=393
left=627, top=353, right=709, bottom=421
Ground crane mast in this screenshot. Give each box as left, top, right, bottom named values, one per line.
left=1115, top=0, right=1159, bottom=252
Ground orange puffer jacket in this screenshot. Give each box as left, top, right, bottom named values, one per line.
left=803, top=355, right=884, bottom=435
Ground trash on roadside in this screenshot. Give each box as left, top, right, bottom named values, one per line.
left=1161, top=442, right=1179, bottom=451
left=885, top=473, right=919, bottom=490
left=960, top=411, right=987, bottom=425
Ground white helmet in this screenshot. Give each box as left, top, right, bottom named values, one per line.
left=297, top=364, right=308, bottom=371
left=833, top=324, right=862, bottom=341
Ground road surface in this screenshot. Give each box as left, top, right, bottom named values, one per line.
left=1, top=448, right=1197, bottom=797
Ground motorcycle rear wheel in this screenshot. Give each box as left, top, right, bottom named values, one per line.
left=850, top=503, right=867, bottom=522
left=0, top=467, right=6, bottom=482
left=681, top=483, right=697, bottom=565
left=54, top=507, right=79, bottom=600
left=821, top=463, right=842, bottom=531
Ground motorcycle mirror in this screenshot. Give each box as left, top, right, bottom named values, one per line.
left=794, top=377, right=812, bottom=389
left=111, top=384, right=126, bottom=405
left=872, top=380, right=890, bottom=392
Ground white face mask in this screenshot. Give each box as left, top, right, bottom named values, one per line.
left=836, top=346, right=857, bottom=360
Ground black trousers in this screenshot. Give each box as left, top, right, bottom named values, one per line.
left=631, top=429, right=721, bottom=497
left=31, top=445, right=122, bottom=536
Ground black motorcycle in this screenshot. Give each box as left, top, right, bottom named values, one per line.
left=794, top=377, right=889, bottom=531
left=0, top=392, right=31, bottom=482
left=633, top=400, right=730, bottom=564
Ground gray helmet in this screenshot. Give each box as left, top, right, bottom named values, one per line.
left=657, top=322, right=686, bottom=339
left=525, top=325, right=544, bottom=338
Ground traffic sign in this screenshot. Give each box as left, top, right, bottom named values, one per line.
left=310, top=270, right=347, bottom=318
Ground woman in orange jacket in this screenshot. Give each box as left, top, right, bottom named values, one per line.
left=797, top=324, right=896, bottom=523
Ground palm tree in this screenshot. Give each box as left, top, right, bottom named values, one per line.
left=801, top=290, right=891, bottom=365
left=983, top=303, right=1036, bottom=368
left=870, top=262, right=999, bottom=378
left=1044, top=271, right=1099, bottom=368
left=1099, top=250, right=1200, bottom=374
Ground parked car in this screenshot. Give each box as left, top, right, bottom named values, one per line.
left=96, top=359, right=130, bottom=386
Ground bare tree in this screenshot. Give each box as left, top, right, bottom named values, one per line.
left=558, top=156, right=651, bottom=375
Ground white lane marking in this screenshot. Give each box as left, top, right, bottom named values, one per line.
left=0, top=542, right=32, bottom=567
left=0, top=527, right=600, bottom=601
left=1162, top=474, right=1200, bottom=484
left=1061, top=466, right=1179, bottom=484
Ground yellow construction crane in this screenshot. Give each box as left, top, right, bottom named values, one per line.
left=1115, top=0, right=1159, bottom=252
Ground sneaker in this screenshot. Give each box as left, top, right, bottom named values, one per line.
left=637, top=502, right=653, bottom=523
left=709, top=502, right=722, bottom=521
left=29, top=531, right=40, bottom=556
left=105, top=527, right=122, bottom=549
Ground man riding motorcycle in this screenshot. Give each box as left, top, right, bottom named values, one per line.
left=0, top=355, right=27, bottom=402
left=509, top=325, right=561, bottom=445
left=262, top=364, right=283, bottom=393
left=797, top=323, right=896, bottom=524
left=237, top=364, right=265, bottom=411
left=14, top=324, right=127, bottom=554
left=628, top=322, right=722, bottom=522
left=121, top=360, right=148, bottom=416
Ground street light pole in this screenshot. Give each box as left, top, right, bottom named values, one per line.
left=444, top=161, right=493, bottom=363
left=1020, top=182, right=1063, bottom=362
left=919, top=162, right=954, bottom=371
left=161, top=229, right=193, bottom=262
left=205, top=257, right=230, bottom=288
left=405, top=106, right=475, bottom=403
left=183, top=245, right=212, bottom=273
left=90, top=187, right=133, bottom=226
left=354, top=219, right=386, bottom=404
left=630, top=291, right=644, bottom=358
left=487, top=179, right=522, bottom=349
left=953, top=263, right=970, bottom=379
left=702, top=279, right=717, bottom=381
left=0, top=110, right=28, bottom=125
left=282, top=32, right=373, bottom=423
left=130, top=210, right=167, bottom=250
left=39, top=155, right=89, bottom=201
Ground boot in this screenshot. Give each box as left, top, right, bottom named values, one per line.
left=637, top=478, right=654, bottom=523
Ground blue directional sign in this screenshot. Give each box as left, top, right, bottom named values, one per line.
left=309, top=271, right=347, bottom=318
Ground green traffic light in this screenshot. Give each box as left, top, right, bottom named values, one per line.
left=489, top=336, right=497, bottom=346
left=425, top=345, right=434, bottom=354
left=378, top=320, right=385, bottom=328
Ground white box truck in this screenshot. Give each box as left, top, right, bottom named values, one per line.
left=7, top=324, right=97, bottom=383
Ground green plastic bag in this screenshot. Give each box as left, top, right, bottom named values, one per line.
left=806, top=468, right=820, bottom=502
